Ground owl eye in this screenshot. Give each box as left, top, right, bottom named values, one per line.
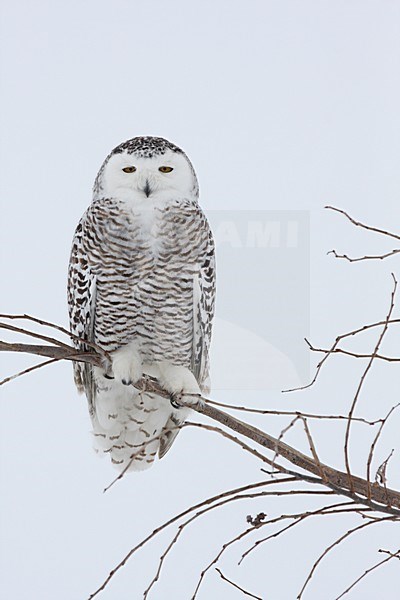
left=159, top=166, right=173, bottom=173
left=122, top=166, right=136, bottom=173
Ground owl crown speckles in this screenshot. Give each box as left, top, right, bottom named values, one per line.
left=112, top=136, right=183, bottom=158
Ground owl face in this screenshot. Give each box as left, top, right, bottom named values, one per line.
left=97, top=139, right=198, bottom=204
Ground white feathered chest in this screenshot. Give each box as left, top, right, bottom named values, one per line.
left=81, top=196, right=212, bottom=365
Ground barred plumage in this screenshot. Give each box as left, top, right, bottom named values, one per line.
left=67, top=137, right=215, bottom=470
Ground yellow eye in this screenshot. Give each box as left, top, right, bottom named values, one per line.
left=122, top=166, right=136, bottom=173
left=159, top=166, right=173, bottom=173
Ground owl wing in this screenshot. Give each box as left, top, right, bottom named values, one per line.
left=67, top=213, right=97, bottom=414
left=192, top=223, right=216, bottom=392
left=159, top=214, right=216, bottom=459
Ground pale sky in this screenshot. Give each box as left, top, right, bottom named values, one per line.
left=1, top=2, right=400, bottom=599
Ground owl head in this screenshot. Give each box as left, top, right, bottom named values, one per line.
left=94, top=136, right=199, bottom=203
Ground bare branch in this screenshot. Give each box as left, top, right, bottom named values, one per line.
left=367, top=403, right=400, bottom=500
left=104, top=419, right=293, bottom=493
left=0, top=340, right=102, bottom=366
left=344, top=275, right=397, bottom=491
left=206, top=399, right=381, bottom=425
left=0, top=313, right=110, bottom=361
left=215, top=568, right=263, bottom=600
left=379, top=547, right=400, bottom=560
left=284, top=317, right=400, bottom=393
left=0, top=321, right=73, bottom=350
left=306, top=341, right=400, bottom=363
left=200, top=402, right=400, bottom=515
left=0, top=357, right=60, bottom=386
left=328, top=248, right=400, bottom=262
left=297, top=516, right=398, bottom=599
left=299, top=416, right=327, bottom=483
left=88, top=477, right=297, bottom=599
left=3, top=337, right=400, bottom=513
left=103, top=428, right=169, bottom=493
left=143, top=486, right=325, bottom=599
left=325, top=206, right=400, bottom=241
left=193, top=503, right=364, bottom=599
left=239, top=503, right=362, bottom=565
left=335, top=547, right=400, bottom=599
left=270, top=415, right=326, bottom=483
left=271, top=415, right=300, bottom=473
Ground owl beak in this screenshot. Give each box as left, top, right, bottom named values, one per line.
left=143, top=179, right=152, bottom=197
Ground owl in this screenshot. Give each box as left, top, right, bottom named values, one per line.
left=67, top=136, right=215, bottom=471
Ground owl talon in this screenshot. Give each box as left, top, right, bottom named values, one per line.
left=170, top=394, right=183, bottom=409
left=111, top=341, right=143, bottom=386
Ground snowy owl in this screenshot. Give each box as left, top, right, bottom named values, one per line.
left=67, top=136, right=215, bottom=471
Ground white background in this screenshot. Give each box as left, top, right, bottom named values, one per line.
left=1, top=2, right=400, bottom=599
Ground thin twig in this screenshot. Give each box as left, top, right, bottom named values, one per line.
left=206, top=399, right=382, bottom=425
left=335, top=548, right=400, bottom=599
left=344, top=275, right=397, bottom=492
left=379, top=547, right=400, bottom=560
left=0, top=358, right=60, bottom=386
left=0, top=340, right=103, bottom=366
left=0, top=313, right=110, bottom=361
left=88, top=477, right=297, bottom=599
left=271, top=415, right=300, bottom=472
left=297, top=516, right=398, bottom=599
left=192, top=503, right=363, bottom=599
left=366, top=403, right=400, bottom=500
left=143, top=487, right=327, bottom=599
left=215, top=568, right=263, bottom=600
left=238, top=503, right=361, bottom=565
left=299, top=416, right=327, bottom=482
left=103, top=429, right=170, bottom=492
left=283, top=318, right=400, bottom=393
left=325, top=206, right=400, bottom=241
left=306, top=343, right=400, bottom=363
left=103, top=420, right=289, bottom=492
left=0, top=321, right=73, bottom=349
left=328, top=248, right=400, bottom=262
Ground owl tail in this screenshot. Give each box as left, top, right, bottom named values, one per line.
left=158, top=413, right=185, bottom=458
left=90, top=382, right=183, bottom=471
